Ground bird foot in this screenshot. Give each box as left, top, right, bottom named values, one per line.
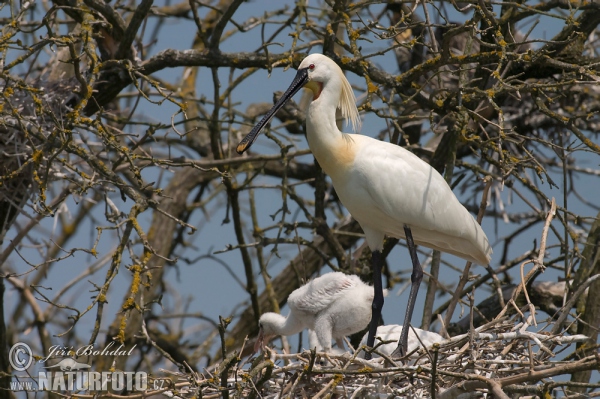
left=390, top=344, right=407, bottom=360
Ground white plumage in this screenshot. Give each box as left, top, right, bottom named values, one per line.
left=359, top=324, right=443, bottom=359
left=330, top=134, right=490, bottom=264
left=255, top=272, right=383, bottom=353
left=239, top=53, right=492, bottom=357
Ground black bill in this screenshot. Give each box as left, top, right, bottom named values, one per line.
left=236, top=67, right=309, bottom=154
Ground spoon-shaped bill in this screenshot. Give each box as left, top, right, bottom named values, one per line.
left=236, top=67, right=309, bottom=154
left=254, top=327, right=265, bottom=353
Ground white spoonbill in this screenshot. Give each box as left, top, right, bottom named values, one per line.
left=238, top=53, right=492, bottom=358
left=359, top=324, right=443, bottom=359
left=255, top=272, right=382, bottom=353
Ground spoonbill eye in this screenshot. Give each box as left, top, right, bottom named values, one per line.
left=309, top=64, right=315, bottom=70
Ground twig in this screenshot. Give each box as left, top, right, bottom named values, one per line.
left=444, top=176, right=493, bottom=327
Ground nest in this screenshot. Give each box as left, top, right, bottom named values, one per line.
left=0, top=76, right=80, bottom=242
left=157, top=320, right=593, bottom=399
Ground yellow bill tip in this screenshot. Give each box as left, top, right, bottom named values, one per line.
left=236, top=142, right=248, bottom=154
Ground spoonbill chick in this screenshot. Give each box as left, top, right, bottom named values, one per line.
left=238, top=53, right=492, bottom=358
left=255, top=272, right=383, bottom=353
left=360, top=324, right=443, bottom=359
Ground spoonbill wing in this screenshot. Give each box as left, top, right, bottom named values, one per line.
left=338, top=135, right=491, bottom=265
left=288, top=272, right=359, bottom=315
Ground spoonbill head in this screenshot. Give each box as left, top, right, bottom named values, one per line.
left=237, top=53, right=360, bottom=154
left=239, top=53, right=492, bottom=358
left=254, top=272, right=383, bottom=353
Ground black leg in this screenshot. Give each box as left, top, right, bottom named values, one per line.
left=392, top=226, right=424, bottom=358
left=365, top=249, right=384, bottom=360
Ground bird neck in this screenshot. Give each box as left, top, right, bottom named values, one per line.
left=264, top=312, right=305, bottom=336
left=306, top=87, right=356, bottom=176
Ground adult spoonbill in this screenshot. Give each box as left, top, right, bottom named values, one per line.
left=238, top=53, right=492, bottom=358
left=255, top=272, right=382, bottom=353
left=359, top=324, right=443, bottom=359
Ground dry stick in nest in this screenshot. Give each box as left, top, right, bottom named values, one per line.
left=550, top=273, right=600, bottom=337
left=443, top=176, right=494, bottom=329
left=286, top=348, right=317, bottom=398
left=494, top=198, right=557, bottom=324
left=312, top=378, right=338, bottom=399
left=161, top=326, right=591, bottom=399
left=521, top=198, right=557, bottom=324
left=431, top=342, right=440, bottom=399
